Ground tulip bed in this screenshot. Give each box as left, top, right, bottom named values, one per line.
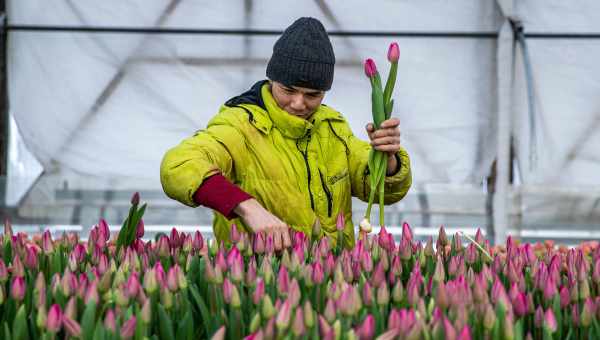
left=1, top=198, right=600, bottom=339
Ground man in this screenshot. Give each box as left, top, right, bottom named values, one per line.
left=160, top=17, right=411, bottom=247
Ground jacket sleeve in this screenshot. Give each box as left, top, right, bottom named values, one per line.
left=344, top=125, right=412, bottom=204
left=160, top=111, right=246, bottom=207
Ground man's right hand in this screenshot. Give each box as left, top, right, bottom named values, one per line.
left=234, top=199, right=289, bottom=247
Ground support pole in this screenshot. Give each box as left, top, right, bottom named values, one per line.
left=0, top=0, right=8, bottom=208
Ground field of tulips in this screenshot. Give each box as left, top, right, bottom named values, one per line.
left=1, top=194, right=600, bottom=339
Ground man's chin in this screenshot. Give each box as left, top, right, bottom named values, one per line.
left=287, top=110, right=314, bottom=119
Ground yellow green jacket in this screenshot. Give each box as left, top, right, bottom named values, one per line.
left=160, top=81, right=412, bottom=247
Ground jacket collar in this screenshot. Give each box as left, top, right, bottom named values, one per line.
left=225, top=80, right=344, bottom=139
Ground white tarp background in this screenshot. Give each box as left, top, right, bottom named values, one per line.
left=5, top=1, right=600, bottom=230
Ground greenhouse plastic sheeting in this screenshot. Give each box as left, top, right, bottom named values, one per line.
left=6, top=0, right=600, bottom=201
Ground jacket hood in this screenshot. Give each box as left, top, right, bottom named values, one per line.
left=224, top=80, right=268, bottom=110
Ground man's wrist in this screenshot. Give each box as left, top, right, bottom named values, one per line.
left=234, top=198, right=255, bottom=218
left=386, top=153, right=401, bottom=176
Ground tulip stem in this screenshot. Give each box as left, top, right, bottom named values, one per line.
left=459, top=231, right=493, bottom=262
left=378, top=154, right=387, bottom=227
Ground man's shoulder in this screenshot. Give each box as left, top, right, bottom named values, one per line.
left=318, top=104, right=353, bottom=134
left=211, top=104, right=272, bottom=134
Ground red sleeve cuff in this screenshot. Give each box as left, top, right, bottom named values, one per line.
left=193, top=175, right=253, bottom=220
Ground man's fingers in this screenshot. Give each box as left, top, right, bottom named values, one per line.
left=371, top=128, right=400, bottom=139
left=373, top=143, right=401, bottom=153
left=380, top=118, right=400, bottom=128
left=273, top=230, right=283, bottom=251
left=282, top=229, right=292, bottom=248
left=371, top=136, right=400, bottom=146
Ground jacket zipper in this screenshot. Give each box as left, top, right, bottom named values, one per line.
left=319, top=170, right=333, bottom=217
left=296, top=134, right=315, bottom=211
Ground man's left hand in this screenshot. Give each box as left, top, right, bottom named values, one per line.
left=366, top=117, right=401, bottom=176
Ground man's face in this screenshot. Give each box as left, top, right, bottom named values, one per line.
left=270, top=81, right=325, bottom=120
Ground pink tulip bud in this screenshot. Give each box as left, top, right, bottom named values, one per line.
left=0, top=260, right=7, bottom=283
left=63, top=297, right=77, bottom=321
left=336, top=213, right=345, bottom=232
left=390, top=281, right=403, bottom=304
left=544, top=308, right=557, bottom=332
left=215, top=248, right=227, bottom=273
left=25, top=245, right=38, bottom=269
left=458, top=325, right=472, bottom=340
left=533, top=306, right=544, bottom=328
left=465, top=244, right=478, bottom=265
left=578, top=298, right=594, bottom=327
left=245, top=258, right=257, bottom=287
left=47, top=304, right=63, bottom=333
left=434, top=282, right=448, bottom=310
left=63, top=316, right=81, bottom=338
left=212, top=326, right=226, bottom=340
left=259, top=257, right=273, bottom=284
left=4, top=217, right=13, bottom=238
left=399, top=237, right=412, bottom=261
left=11, top=255, right=25, bottom=278
left=130, top=192, right=140, bottom=205
left=356, top=314, right=375, bottom=340
left=74, top=244, right=86, bottom=262
left=407, top=281, right=420, bottom=306
left=512, top=292, right=528, bottom=317
left=324, top=299, right=336, bottom=323
left=303, top=300, right=315, bottom=328
left=157, top=235, right=170, bottom=257
left=569, top=303, right=580, bottom=326
left=264, top=233, right=275, bottom=254
left=276, top=299, right=292, bottom=331
left=116, top=315, right=135, bottom=339
left=82, top=280, right=98, bottom=305
left=143, top=268, right=158, bottom=294
left=97, top=218, right=109, bottom=240
left=478, top=304, right=494, bottom=331
left=442, top=317, right=457, bottom=340
left=10, top=276, right=25, bottom=301
left=377, top=282, right=390, bottom=306
left=253, top=278, right=265, bottom=305
left=171, top=228, right=182, bottom=248
left=372, top=262, right=386, bottom=288
left=253, top=232, right=266, bottom=254
left=364, top=59, right=377, bottom=79
left=95, top=254, right=108, bottom=275
left=387, top=42, right=400, bottom=63
left=223, top=278, right=234, bottom=304
left=104, top=309, right=116, bottom=331
left=167, top=266, right=179, bottom=292
left=292, top=307, right=305, bottom=336
left=34, top=272, right=46, bottom=306
left=388, top=309, right=401, bottom=330
left=288, top=279, right=301, bottom=307
left=433, top=256, right=445, bottom=283
left=192, top=231, right=204, bottom=254
left=543, top=277, right=557, bottom=301
left=557, top=285, right=570, bottom=308
left=400, top=222, right=413, bottom=242
left=230, top=224, right=241, bottom=244
left=452, top=233, right=463, bottom=253
left=126, top=273, right=140, bottom=297
left=362, top=282, right=373, bottom=306
left=319, top=315, right=332, bottom=337
left=42, top=230, right=54, bottom=254
left=277, top=266, right=290, bottom=295
left=312, top=262, right=324, bottom=285
left=136, top=219, right=145, bottom=239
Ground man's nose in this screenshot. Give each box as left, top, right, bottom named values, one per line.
left=290, top=95, right=306, bottom=110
